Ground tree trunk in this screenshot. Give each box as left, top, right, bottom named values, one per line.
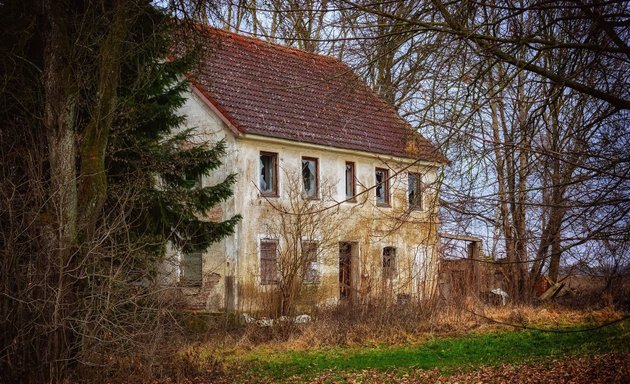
left=42, top=1, right=79, bottom=378
left=78, top=0, right=132, bottom=239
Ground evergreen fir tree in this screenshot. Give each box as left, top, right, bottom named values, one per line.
left=106, top=10, right=240, bottom=273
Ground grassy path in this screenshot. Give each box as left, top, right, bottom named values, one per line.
left=231, top=322, right=629, bottom=381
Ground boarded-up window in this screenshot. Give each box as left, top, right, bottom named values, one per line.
left=375, top=168, right=390, bottom=206
left=181, top=252, right=202, bottom=286
left=260, top=240, right=279, bottom=285
left=345, top=162, right=356, bottom=201
left=302, top=241, right=320, bottom=284
left=382, top=247, right=396, bottom=279
left=408, top=172, right=423, bottom=209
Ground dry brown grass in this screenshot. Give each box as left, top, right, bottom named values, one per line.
left=97, top=301, right=627, bottom=383
left=199, top=301, right=626, bottom=355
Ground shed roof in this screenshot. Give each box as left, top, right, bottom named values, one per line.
left=189, top=27, right=447, bottom=163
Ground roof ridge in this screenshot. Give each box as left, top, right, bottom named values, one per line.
left=198, top=25, right=340, bottom=64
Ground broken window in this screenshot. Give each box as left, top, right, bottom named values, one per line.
left=408, top=172, right=423, bottom=209
left=302, top=157, right=318, bottom=198
left=181, top=252, right=202, bottom=286
left=260, top=240, right=279, bottom=285
left=302, top=241, right=320, bottom=284
left=382, top=246, right=396, bottom=279
left=260, top=152, right=278, bottom=196
left=345, top=161, right=356, bottom=201
left=375, top=168, right=390, bottom=206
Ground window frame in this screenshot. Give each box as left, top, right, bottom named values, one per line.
left=382, top=246, right=397, bottom=280
left=408, top=172, right=423, bottom=210
left=259, top=151, right=279, bottom=197
left=301, top=240, right=320, bottom=284
left=345, top=161, right=356, bottom=202
left=260, top=239, right=279, bottom=285
left=375, top=167, right=390, bottom=207
left=301, top=156, right=319, bottom=199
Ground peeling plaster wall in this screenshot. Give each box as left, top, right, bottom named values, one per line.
left=171, top=90, right=442, bottom=312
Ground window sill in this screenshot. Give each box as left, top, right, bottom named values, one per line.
left=260, top=193, right=279, bottom=198
left=376, top=203, right=391, bottom=208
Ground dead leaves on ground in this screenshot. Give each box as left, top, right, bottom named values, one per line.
left=151, top=353, right=630, bottom=384
left=299, top=353, right=630, bottom=384
left=189, top=353, right=629, bottom=384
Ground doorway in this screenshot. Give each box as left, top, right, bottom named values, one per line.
left=339, top=242, right=358, bottom=300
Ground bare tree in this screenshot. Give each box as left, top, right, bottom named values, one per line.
left=0, top=2, right=239, bottom=381
left=199, top=1, right=630, bottom=303
left=252, top=171, right=343, bottom=316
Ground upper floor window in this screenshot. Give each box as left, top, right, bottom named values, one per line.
left=302, top=157, right=318, bottom=198
left=345, top=161, right=356, bottom=201
left=260, top=152, right=278, bottom=196
left=375, top=168, right=390, bottom=206
left=408, top=172, right=423, bottom=209
left=260, top=239, right=279, bottom=285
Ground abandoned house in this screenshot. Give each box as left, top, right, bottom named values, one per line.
left=164, top=28, right=448, bottom=312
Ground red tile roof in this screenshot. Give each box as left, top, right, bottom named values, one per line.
left=189, top=27, right=447, bottom=163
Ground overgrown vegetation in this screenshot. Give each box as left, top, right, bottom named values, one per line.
left=169, top=305, right=629, bottom=383
left=1, top=1, right=629, bottom=383
left=0, top=3, right=238, bottom=383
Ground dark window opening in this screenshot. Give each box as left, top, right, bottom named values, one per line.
left=345, top=162, right=356, bottom=201
left=183, top=173, right=202, bottom=189
left=408, top=172, right=423, bottom=209
left=375, top=168, right=390, bottom=206
left=260, top=152, right=278, bottom=196
left=339, top=242, right=353, bottom=300
left=382, top=246, right=396, bottom=279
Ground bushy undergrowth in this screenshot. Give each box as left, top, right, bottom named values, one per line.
left=99, top=301, right=627, bottom=383
left=195, top=301, right=627, bottom=353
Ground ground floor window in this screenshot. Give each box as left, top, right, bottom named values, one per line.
left=260, top=239, right=279, bottom=285
left=302, top=241, right=320, bottom=284
left=181, top=252, right=202, bottom=286
left=382, top=246, right=396, bottom=279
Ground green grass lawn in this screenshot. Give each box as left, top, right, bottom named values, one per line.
left=234, top=321, right=629, bottom=381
